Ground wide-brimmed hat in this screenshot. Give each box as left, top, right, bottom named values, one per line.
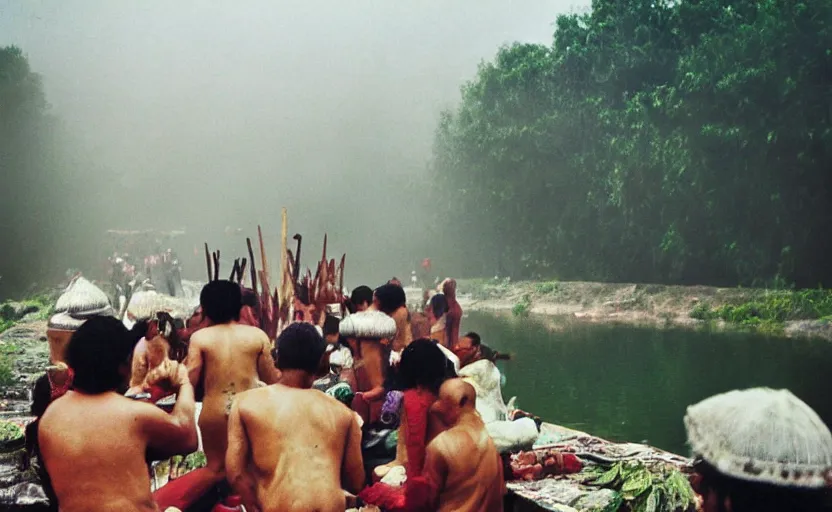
left=339, top=310, right=397, bottom=340
left=684, top=387, right=832, bottom=488
left=49, top=277, right=114, bottom=331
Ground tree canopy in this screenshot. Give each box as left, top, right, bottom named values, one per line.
left=431, top=0, right=832, bottom=288
left=0, top=46, right=69, bottom=297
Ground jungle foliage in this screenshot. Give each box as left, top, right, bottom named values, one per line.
left=431, top=0, right=832, bottom=288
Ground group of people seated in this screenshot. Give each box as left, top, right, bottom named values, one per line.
left=26, top=274, right=832, bottom=512
left=28, top=276, right=512, bottom=512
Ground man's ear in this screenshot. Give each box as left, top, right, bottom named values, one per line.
left=459, top=396, right=468, bottom=408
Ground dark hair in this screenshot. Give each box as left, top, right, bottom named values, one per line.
left=388, top=277, right=402, bottom=286
left=241, top=287, right=259, bottom=310
left=463, top=331, right=481, bottom=346
left=693, top=459, right=830, bottom=512
left=323, top=314, right=340, bottom=336
left=350, top=286, right=373, bottom=307
left=200, top=280, right=242, bottom=324
left=399, top=338, right=453, bottom=395
left=374, top=283, right=406, bottom=315
left=429, top=293, right=448, bottom=319
left=273, top=323, right=326, bottom=373
left=66, top=316, right=138, bottom=394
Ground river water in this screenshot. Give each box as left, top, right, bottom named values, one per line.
left=463, top=311, right=832, bottom=456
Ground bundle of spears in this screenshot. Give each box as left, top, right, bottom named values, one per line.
left=202, top=208, right=346, bottom=341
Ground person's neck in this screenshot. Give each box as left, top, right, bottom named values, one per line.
left=457, top=411, right=483, bottom=428
left=278, top=369, right=311, bottom=389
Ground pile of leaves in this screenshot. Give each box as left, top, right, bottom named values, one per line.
left=0, top=420, right=24, bottom=442
left=581, top=461, right=696, bottom=512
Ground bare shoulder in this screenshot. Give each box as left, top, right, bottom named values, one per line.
left=189, top=327, right=209, bottom=345
left=430, top=427, right=471, bottom=456
left=235, top=323, right=269, bottom=339
left=235, top=385, right=269, bottom=409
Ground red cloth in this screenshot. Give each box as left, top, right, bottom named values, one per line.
left=48, top=367, right=74, bottom=401
left=359, top=388, right=437, bottom=511
left=146, top=384, right=174, bottom=404
left=152, top=467, right=221, bottom=511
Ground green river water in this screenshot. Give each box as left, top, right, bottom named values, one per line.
left=463, top=311, right=832, bottom=456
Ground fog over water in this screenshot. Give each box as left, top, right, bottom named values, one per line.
left=0, top=1, right=587, bottom=292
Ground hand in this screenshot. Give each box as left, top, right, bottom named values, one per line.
left=145, top=359, right=187, bottom=392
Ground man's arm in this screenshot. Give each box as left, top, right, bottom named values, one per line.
left=256, top=335, right=280, bottom=385
left=185, top=335, right=204, bottom=388
left=129, top=343, right=148, bottom=389
left=413, top=438, right=448, bottom=510
left=226, top=399, right=260, bottom=512
left=341, top=412, right=365, bottom=494
left=142, top=364, right=198, bottom=459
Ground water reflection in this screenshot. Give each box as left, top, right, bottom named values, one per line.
left=464, top=312, right=832, bottom=455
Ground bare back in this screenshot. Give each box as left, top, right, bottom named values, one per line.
left=228, top=385, right=364, bottom=512
left=427, top=422, right=504, bottom=512
left=39, top=393, right=163, bottom=512
left=187, top=322, right=277, bottom=471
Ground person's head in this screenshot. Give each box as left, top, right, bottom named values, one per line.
left=200, top=280, right=242, bottom=324
left=241, top=287, right=260, bottom=311
left=350, top=285, right=374, bottom=312
left=431, top=378, right=477, bottom=427
left=273, top=323, right=327, bottom=387
left=441, top=278, right=457, bottom=299
left=427, top=293, right=448, bottom=323
left=373, top=283, right=406, bottom=315
left=388, top=277, right=402, bottom=287
left=685, top=388, right=832, bottom=512
left=65, top=316, right=140, bottom=394
left=453, top=331, right=482, bottom=366
left=399, top=338, right=452, bottom=396
left=323, top=314, right=340, bottom=344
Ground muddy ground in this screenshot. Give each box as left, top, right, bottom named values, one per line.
left=456, top=279, right=832, bottom=341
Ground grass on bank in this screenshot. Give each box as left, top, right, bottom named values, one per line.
left=0, top=292, right=55, bottom=388
left=689, top=287, right=832, bottom=333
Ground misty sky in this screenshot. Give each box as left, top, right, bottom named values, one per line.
left=0, top=0, right=588, bottom=285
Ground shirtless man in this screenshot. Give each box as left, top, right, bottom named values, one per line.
left=442, top=279, right=463, bottom=350
left=128, top=313, right=187, bottom=397
left=423, top=379, right=504, bottom=512
left=186, top=280, right=280, bottom=477
left=226, top=323, right=364, bottom=512
left=374, top=283, right=411, bottom=352
left=39, top=316, right=198, bottom=512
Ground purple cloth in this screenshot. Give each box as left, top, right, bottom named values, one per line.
left=381, top=390, right=404, bottom=425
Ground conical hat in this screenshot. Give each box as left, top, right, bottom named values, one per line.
left=339, top=310, right=397, bottom=340
left=49, top=277, right=113, bottom=331
left=685, top=387, right=832, bottom=488
left=53, top=277, right=112, bottom=317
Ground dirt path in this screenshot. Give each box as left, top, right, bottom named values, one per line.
left=457, top=279, right=832, bottom=341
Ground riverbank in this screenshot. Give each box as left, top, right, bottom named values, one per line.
left=457, top=278, right=832, bottom=341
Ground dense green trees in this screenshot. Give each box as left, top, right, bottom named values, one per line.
left=432, top=0, right=832, bottom=287
left=0, top=46, right=69, bottom=298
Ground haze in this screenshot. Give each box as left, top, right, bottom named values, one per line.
left=0, top=0, right=587, bottom=291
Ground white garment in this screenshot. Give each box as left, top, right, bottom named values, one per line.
left=436, top=342, right=460, bottom=374
left=458, top=359, right=508, bottom=423
left=327, top=344, right=354, bottom=369
left=486, top=417, right=540, bottom=453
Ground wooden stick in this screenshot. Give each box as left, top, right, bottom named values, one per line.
left=258, top=225, right=269, bottom=284
left=292, top=234, right=302, bottom=283
left=247, top=238, right=258, bottom=295
left=239, top=258, right=248, bottom=286
left=339, top=254, right=346, bottom=317
left=229, top=259, right=240, bottom=282
left=212, top=250, right=220, bottom=282
left=204, top=243, right=212, bottom=282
